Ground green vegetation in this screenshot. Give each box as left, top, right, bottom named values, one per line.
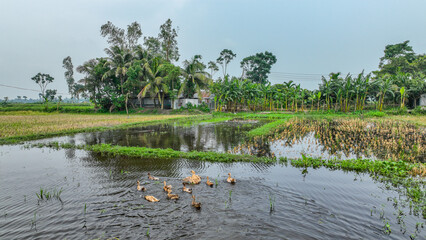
left=32, top=142, right=275, bottom=163
left=36, top=187, right=63, bottom=201
left=246, top=117, right=292, bottom=137
left=0, top=103, right=95, bottom=113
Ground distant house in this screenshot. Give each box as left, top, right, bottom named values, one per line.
left=420, top=94, right=426, bottom=107
left=130, top=90, right=215, bottom=110
left=173, top=91, right=215, bottom=109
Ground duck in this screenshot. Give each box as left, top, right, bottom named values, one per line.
left=183, top=170, right=201, bottom=184
left=144, top=195, right=159, bottom=202
left=182, top=183, right=192, bottom=193
left=137, top=180, right=146, bottom=191
left=148, top=172, right=159, bottom=181
left=163, top=181, right=172, bottom=192
left=227, top=173, right=236, bottom=184
left=191, top=195, right=201, bottom=209
left=206, top=176, right=214, bottom=187
left=166, top=189, right=179, bottom=200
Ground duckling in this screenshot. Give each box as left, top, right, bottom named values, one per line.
left=163, top=181, right=172, bottom=192
left=227, top=173, right=236, bottom=184
left=144, top=195, right=159, bottom=202
left=148, top=172, right=159, bottom=181
left=191, top=195, right=201, bottom=209
left=182, top=183, right=192, bottom=193
left=166, top=189, right=179, bottom=200
left=206, top=176, right=214, bottom=187
left=137, top=180, right=146, bottom=191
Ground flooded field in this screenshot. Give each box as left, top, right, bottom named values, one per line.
left=35, top=120, right=266, bottom=153
left=1, top=118, right=425, bottom=239
left=1, top=145, right=424, bottom=239
left=233, top=118, right=426, bottom=162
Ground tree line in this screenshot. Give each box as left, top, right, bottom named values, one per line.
left=30, top=20, right=425, bottom=113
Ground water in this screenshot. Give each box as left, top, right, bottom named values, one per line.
left=34, top=120, right=265, bottom=153
left=0, top=145, right=424, bottom=239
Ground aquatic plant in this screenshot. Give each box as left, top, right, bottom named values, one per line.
left=33, top=142, right=276, bottom=163
left=269, top=193, right=276, bottom=212
left=36, top=187, right=62, bottom=201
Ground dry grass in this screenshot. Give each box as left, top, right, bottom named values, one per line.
left=0, top=112, right=187, bottom=138
left=386, top=115, right=426, bottom=126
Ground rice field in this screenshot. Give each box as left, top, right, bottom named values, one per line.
left=234, top=117, right=426, bottom=163
left=0, top=112, right=188, bottom=139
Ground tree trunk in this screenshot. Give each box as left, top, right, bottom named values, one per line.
left=125, top=93, right=129, bottom=117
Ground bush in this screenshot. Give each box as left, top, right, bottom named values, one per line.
left=412, top=106, right=426, bottom=115
left=385, top=107, right=408, bottom=115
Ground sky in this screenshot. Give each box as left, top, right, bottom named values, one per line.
left=1, top=0, right=426, bottom=99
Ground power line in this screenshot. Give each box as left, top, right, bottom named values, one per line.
left=0, top=83, right=68, bottom=95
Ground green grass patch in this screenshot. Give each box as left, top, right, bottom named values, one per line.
left=32, top=142, right=276, bottom=163
left=246, top=117, right=292, bottom=137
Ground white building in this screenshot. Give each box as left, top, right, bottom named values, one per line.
left=420, top=94, right=426, bottom=106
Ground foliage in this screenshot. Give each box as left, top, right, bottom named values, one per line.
left=35, top=142, right=276, bottom=163
left=216, top=49, right=236, bottom=78
left=63, top=56, right=75, bottom=100
left=240, top=51, right=277, bottom=84
left=158, top=19, right=179, bottom=62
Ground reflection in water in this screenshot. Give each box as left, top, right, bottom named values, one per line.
left=40, top=120, right=266, bottom=153
left=233, top=118, right=426, bottom=162
left=0, top=145, right=424, bottom=239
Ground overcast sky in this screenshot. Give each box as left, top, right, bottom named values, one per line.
left=1, top=0, right=426, bottom=99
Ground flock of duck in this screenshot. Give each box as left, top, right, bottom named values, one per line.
left=136, top=170, right=236, bottom=210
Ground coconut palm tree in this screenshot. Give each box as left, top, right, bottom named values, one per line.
left=103, top=46, right=133, bottom=95
left=180, top=55, right=211, bottom=99
left=138, top=57, right=169, bottom=109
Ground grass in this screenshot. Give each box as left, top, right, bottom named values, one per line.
left=0, top=113, right=202, bottom=144
left=386, top=115, right=426, bottom=127
left=246, top=117, right=292, bottom=137
left=36, top=187, right=63, bottom=201
left=32, top=142, right=276, bottom=163
left=269, top=193, right=276, bottom=212
left=0, top=103, right=95, bottom=113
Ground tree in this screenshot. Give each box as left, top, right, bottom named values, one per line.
left=158, top=19, right=179, bottom=62
left=138, top=58, right=169, bottom=109
left=31, top=73, right=54, bottom=100
left=180, top=55, right=211, bottom=99
left=216, top=49, right=236, bottom=78
left=103, top=46, right=133, bottom=94
left=100, top=21, right=142, bottom=49
left=144, top=36, right=162, bottom=57
left=240, top=51, right=277, bottom=84
left=63, top=56, right=75, bottom=100
left=77, top=58, right=109, bottom=108
left=208, top=61, right=219, bottom=78
left=40, top=89, right=57, bottom=110
left=23, top=96, right=27, bottom=101
left=379, top=40, right=415, bottom=68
